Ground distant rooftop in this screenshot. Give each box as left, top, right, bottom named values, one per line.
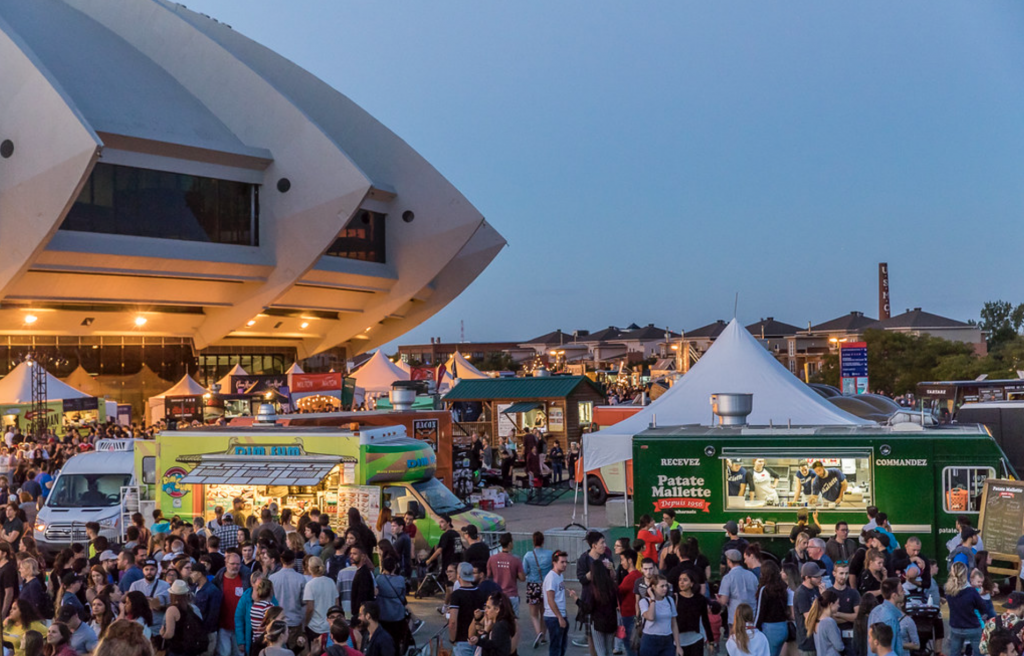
left=870, top=308, right=972, bottom=330
left=807, top=311, right=878, bottom=333
left=746, top=317, right=800, bottom=338
left=686, top=319, right=728, bottom=339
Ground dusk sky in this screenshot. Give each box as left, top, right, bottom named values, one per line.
left=189, top=1, right=1024, bottom=347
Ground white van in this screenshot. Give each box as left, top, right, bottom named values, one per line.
left=34, top=440, right=139, bottom=557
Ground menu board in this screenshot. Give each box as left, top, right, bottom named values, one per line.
left=979, top=479, right=1024, bottom=558
left=336, top=485, right=380, bottom=532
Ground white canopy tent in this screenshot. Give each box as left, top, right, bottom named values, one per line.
left=582, top=319, right=872, bottom=472
left=215, top=364, right=249, bottom=394
left=443, top=351, right=489, bottom=380
left=350, top=350, right=409, bottom=395
left=286, top=362, right=305, bottom=375
left=147, top=374, right=209, bottom=424
left=394, top=360, right=411, bottom=375
left=0, top=361, right=92, bottom=403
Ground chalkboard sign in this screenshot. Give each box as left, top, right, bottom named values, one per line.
left=980, top=479, right=1024, bottom=558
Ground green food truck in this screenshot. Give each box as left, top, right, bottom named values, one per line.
left=632, top=422, right=1016, bottom=572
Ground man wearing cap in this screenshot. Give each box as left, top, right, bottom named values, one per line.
left=720, top=521, right=749, bottom=573
left=982, top=591, right=1024, bottom=655
left=950, top=527, right=980, bottom=571
left=449, top=561, right=486, bottom=656
left=794, top=562, right=825, bottom=656
left=717, top=549, right=758, bottom=635
left=947, top=515, right=986, bottom=554
left=58, top=603, right=98, bottom=654
left=129, top=558, right=170, bottom=633
left=726, top=459, right=748, bottom=498
left=99, top=549, right=119, bottom=587
left=191, top=563, right=222, bottom=656
left=231, top=497, right=248, bottom=529
left=867, top=578, right=905, bottom=656
left=213, top=513, right=238, bottom=550
left=793, top=462, right=817, bottom=505
left=61, top=573, right=90, bottom=622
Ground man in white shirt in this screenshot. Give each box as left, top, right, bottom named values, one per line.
left=543, top=550, right=577, bottom=656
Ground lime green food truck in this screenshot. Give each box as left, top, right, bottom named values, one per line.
left=152, top=424, right=504, bottom=543
left=632, top=422, right=1016, bottom=572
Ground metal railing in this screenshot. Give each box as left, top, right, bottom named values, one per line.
left=480, top=527, right=602, bottom=582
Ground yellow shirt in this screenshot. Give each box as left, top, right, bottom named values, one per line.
left=4, top=620, right=47, bottom=655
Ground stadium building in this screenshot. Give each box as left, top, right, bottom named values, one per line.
left=0, top=0, right=504, bottom=386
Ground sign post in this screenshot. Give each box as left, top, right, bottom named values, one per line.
left=840, top=341, right=869, bottom=395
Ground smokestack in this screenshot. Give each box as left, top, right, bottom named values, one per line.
left=878, top=263, right=891, bottom=320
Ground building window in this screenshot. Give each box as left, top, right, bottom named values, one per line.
left=326, top=210, right=386, bottom=263
left=62, top=162, right=258, bottom=246
left=942, top=467, right=993, bottom=513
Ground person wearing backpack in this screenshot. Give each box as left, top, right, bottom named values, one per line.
left=162, top=579, right=209, bottom=656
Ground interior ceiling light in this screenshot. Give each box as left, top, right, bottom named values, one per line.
left=23, top=315, right=37, bottom=325
left=134, top=316, right=147, bottom=326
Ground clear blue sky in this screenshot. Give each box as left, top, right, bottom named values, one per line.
left=189, top=1, right=1024, bottom=345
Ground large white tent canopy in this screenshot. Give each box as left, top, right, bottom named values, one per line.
left=582, top=319, right=872, bottom=471
left=0, top=361, right=91, bottom=403
left=147, top=374, right=209, bottom=424
left=350, top=350, right=409, bottom=394
left=444, top=351, right=489, bottom=380
left=215, top=364, right=248, bottom=394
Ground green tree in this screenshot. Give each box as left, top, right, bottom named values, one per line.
left=475, top=352, right=516, bottom=371
left=979, top=300, right=1024, bottom=350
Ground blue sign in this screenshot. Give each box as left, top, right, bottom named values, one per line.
left=840, top=345, right=868, bottom=378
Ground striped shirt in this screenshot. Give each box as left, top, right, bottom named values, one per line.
left=250, top=600, right=272, bottom=641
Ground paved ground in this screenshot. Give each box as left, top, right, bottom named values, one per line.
left=407, top=490, right=606, bottom=655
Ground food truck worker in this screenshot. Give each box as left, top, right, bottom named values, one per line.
left=809, top=462, right=848, bottom=507
left=793, top=463, right=817, bottom=505
left=745, top=459, right=780, bottom=502
left=726, top=460, right=748, bottom=497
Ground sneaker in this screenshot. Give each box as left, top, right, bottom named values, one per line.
left=541, top=636, right=547, bottom=645
left=533, top=634, right=543, bottom=649
left=572, top=638, right=589, bottom=648
left=613, top=650, right=623, bottom=655
left=412, top=620, right=425, bottom=635
left=436, top=605, right=445, bottom=615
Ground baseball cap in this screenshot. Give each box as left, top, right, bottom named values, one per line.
left=800, top=562, right=824, bottom=578
left=223, top=512, right=234, bottom=521
left=961, top=526, right=979, bottom=540
left=458, top=562, right=474, bottom=581
left=723, top=520, right=739, bottom=534
left=327, top=606, right=344, bottom=617
left=99, top=550, right=118, bottom=562
left=141, top=558, right=158, bottom=568
left=1007, top=591, right=1024, bottom=609
left=61, top=572, right=81, bottom=587
left=725, top=549, right=743, bottom=563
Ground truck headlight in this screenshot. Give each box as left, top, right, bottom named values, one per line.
left=34, top=521, right=45, bottom=533
left=99, top=517, right=118, bottom=530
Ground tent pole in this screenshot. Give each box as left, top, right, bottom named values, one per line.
left=582, top=452, right=589, bottom=529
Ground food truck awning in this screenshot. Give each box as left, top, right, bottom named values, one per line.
left=502, top=401, right=542, bottom=415
left=180, top=455, right=356, bottom=486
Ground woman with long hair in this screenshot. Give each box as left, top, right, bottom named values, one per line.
left=783, top=533, right=812, bottom=568
left=727, top=604, right=770, bottom=656
left=118, top=590, right=154, bottom=639
left=253, top=607, right=285, bottom=656
left=805, top=590, right=842, bottom=656
left=95, top=619, right=155, bottom=656
left=19, top=537, right=46, bottom=573
left=22, top=630, right=44, bottom=656
left=44, top=623, right=76, bottom=656
left=754, top=561, right=791, bottom=656
left=469, top=592, right=519, bottom=656
left=161, top=581, right=203, bottom=656
left=375, top=556, right=410, bottom=653
left=49, top=548, right=74, bottom=599
left=4, top=599, right=47, bottom=656
left=261, top=619, right=293, bottom=656
left=280, top=508, right=296, bottom=535
left=945, top=562, right=991, bottom=656
left=90, top=594, right=116, bottom=640
left=131, top=513, right=151, bottom=550
left=638, top=575, right=681, bottom=656
left=523, top=531, right=553, bottom=649
left=675, top=570, right=712, bottom=656
left=86, top=565, right=112, bottom=603
left=658, top=529, right=681, bottom=571
left=780, top=563, right=801, bottom=594
left=588, top=559, right=620, bottom=656
left=376, top=506, right=394, bottom=542
left=686, top=537, right=711, bottom=584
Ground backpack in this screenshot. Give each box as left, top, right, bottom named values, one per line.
left=174, top=608, right=209, bottom=656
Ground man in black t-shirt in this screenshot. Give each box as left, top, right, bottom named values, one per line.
left=425, top=514, right=462, bottom=582
left=0, top=542, right=18, bottom=619
left=828, top=561, right=861, bottom=654
left=794, top=562, right=824, bottom=656
left=2, top=504, right=24, bottom=553
left=448, top=562, right=486, bottom=656
left=720, top=521, right=749, bottom=573
left=461, top=525, right=490, bottom=571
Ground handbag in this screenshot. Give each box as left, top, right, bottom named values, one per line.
left=616, top=625, right=627, bottom=640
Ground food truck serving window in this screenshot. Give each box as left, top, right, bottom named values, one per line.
left=942, top=467, right=993, bottom=514
left=723, top=451, right=873, bottom=511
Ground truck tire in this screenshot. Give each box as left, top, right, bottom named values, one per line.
left=586, top=474, right=608, bottom=506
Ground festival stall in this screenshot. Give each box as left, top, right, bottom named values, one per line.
left=289, top=372, right=359, bottom=412
left=0, top=361, right=106, bottom=434
left=350, top=351, right=409, bottom=398
left=147, top=375, right=210, bottom=424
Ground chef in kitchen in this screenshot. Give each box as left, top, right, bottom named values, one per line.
left=808, top=460, right=848, bottom=507
left=745, top=458, right=780, bottom=504
left=726, top=459, right=748, bottom=498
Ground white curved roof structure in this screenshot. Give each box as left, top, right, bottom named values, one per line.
left=583, top=319, right=872, bottom=471
left=0, top=0, right=505, bottom=362
left=350, top=350, right=409, bottom=394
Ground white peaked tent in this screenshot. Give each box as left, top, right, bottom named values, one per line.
left=350, top=351, right=409, bottom=394
left=0, top=361, right=91, bottom=403
left=394, top=360, right=411, bottom=375
left=147, top=374, right=209, bottom=424
left=215, top=364, right=248, bottom=394
left=286, top=362, right=305, bottom=375
left=582, top=319, right=873, bottom=471
left=444, top=352, right=489, bottom=380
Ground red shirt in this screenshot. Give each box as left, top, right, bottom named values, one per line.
left=618, top=570, right=643, bottom=617
left=487, top=552, right=524, bottom=598
left=638, top=528, right=662, bottom=561
left=219, top=573, right=245, bottom=631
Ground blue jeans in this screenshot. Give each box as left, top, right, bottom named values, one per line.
left=453, top=642, right=476, bottom=656
left=640, top=634, right=675, bottom=656
left=761, top=622, right=788, bottom=656
left=948, top=627, right=983, bottom=656
left=622, top=616, right=638, bottom=656
left=545, top=617, right=569, bottom=656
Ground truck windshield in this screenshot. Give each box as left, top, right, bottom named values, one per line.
left=47, top=474, right=132, bottom=508
left=412, top=477, right=469, bottom=515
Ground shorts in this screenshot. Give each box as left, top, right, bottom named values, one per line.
left=527, top=581, right=543, bottom=605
